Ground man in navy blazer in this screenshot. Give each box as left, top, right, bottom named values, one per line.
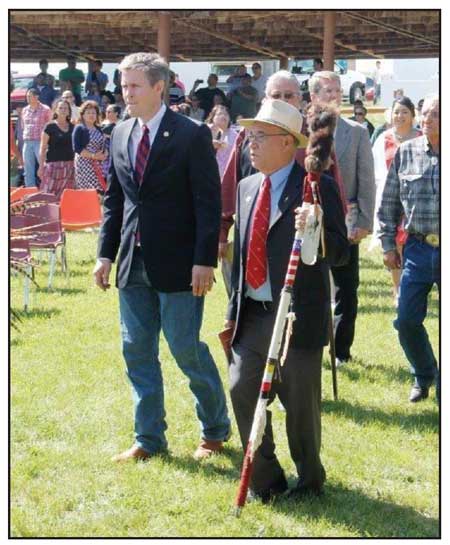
left=225, top=100, right=349, bottom=503
left=94, top=52, right=230, bottom=462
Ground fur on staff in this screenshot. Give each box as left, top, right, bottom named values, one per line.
left=304, top=103, right=338, bottom=174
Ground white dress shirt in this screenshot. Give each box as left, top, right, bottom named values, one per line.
left=128, top=102, right=167, bottom=169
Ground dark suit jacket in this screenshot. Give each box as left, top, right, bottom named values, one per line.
left=97, top=107, right=221, bottom=292
left=227, top=162, right=349, bottom=350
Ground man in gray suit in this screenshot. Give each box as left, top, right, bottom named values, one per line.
left=309, top=72, right=375, bottom=366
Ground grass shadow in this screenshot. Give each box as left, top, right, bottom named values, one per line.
left=322, top=398, right=439, bottom=433
left=160, top=447, right=243, bottom=482
left=11, top=308, right=62, bottom=320
left=359, top=257, right=384, bottom=272
left=35, top=287, right=86, bottom=296
left=271, top=480, right=439, bottom=538
left=330, top=359, right=412, bottom=384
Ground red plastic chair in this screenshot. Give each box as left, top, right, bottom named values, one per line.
left=10, top=187, right=39, bottom=203
left=60, top=189, right=103, bottom=230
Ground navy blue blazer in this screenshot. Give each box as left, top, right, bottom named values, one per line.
left=227, top=161, right=349, bottom=349
left=97, top=108, right=222, bottom=292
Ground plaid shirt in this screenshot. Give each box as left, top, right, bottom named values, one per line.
left=378, top=135, right=439, bottom=253
left=22, top=102, right=52, bottom=141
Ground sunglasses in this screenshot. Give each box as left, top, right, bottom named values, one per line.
left=355, top=112, right=365, bottom=117
left=268, top=92, right=299, bottom=100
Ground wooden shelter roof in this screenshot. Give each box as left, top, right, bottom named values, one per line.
left=10, top=9, right=440, bottom=63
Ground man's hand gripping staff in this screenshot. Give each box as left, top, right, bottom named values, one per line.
left=234, top=103, right=338, bottom=516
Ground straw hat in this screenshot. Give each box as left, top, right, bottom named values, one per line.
left=238, top=99, right=308, bottom=147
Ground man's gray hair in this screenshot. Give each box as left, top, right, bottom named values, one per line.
left=308, top=70, right=341, bottom=94
left=423, top=93, right=439, bottom=107
left=265, top=70, right=301, bottom=96
left=118, top=52, right=170, bottom=87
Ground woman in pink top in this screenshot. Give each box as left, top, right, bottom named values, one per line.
left=206, top=106, right=238, bottom=179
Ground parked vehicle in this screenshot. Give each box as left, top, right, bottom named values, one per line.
left=10, top=73, right=35, bottom=112
left=290, top=59, right=366, bottom=104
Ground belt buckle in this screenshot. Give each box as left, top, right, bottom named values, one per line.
left=425, top=234, right=439, bottom=247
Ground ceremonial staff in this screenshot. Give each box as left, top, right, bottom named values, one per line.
left=234, top=103, right=338, bottom=516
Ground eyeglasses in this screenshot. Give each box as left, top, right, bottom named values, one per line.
left=355, top=112, right=365, bottom=117
left=247, top=131, right=289, bottom=144
left=268, top=92, right=299, bottom=100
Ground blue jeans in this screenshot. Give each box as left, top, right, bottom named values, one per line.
left=394, top=237, right=440, bottom=393
left=23, top=140, right=41, bottom=187
left=119, top=249, right=230, bottom=454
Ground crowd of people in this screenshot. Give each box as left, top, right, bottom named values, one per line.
left=11, top=51, right=439, bottom=504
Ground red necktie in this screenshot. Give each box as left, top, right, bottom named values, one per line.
left=246, top=176, right=271, bottom=289
left=134, top=125, right=150, bottom=245
left=135, top=125, right=150, bottom=185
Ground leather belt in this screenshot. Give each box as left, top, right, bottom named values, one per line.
left=245, top=298, right=274, bottom=312
left=411, top=233, right=439, bottom=248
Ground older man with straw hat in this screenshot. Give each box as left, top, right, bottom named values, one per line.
left=225, top=100, right=349, bottom=504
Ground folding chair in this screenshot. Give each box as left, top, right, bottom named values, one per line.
left=60, top=189, right=103, bottom=231
left=10, top=187, right=39, bottom=203
left=24, top=203, right=67, bottom=288
left=10, top=234, right=34, bottom=311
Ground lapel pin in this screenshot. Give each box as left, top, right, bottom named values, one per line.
left=163, top=131, right=169, bottom=137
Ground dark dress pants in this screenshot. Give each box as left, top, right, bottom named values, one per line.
left=229, top=300, right=325, bottom=494
left=331, top=243, right=360, bottom=361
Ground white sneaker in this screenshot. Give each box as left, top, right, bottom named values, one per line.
left=336, top=358, right=350, bottom=368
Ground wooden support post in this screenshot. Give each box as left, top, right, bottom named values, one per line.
left=157, top=12, right=171, bottom=64
left=157, top=11, right=171, bottom=104
left=279, top=56, right=289, bottom=70
left=323, top=12, right=336, bottom=71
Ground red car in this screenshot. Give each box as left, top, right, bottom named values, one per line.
left=10, top=74, right=35, bottom=113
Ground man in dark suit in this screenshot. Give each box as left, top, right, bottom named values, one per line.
left=225, top=100, right=349, bottom=503
left=93, top=52, right=230, bottom=462
left=309, top=72, right=375, bottom=366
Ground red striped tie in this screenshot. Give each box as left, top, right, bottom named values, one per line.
left=135, top=125, right=150, bottom=185
left=134, top=125, right=150, bottom=245
left=246, top=176, right=271, bottom=289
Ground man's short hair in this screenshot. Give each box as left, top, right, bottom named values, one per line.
left=252, top=62, right=262, bottom=69
left=308, top=71, right=340, bottom=94
left=94, top=59, right=103, bottom=68
left=208, top=73, right=218, bottom=82
left=39, top=59, right=48, bottom=66
left=118, top=52, right=170, bottom=87
left=265, top=70, right=301, bottom=96
left=314, top=57, right=324, bottom=67
left=27, top=88, right=40, bottom=97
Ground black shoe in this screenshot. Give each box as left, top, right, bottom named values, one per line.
left=287, top=484, right=324, bottom=501
left=409, top=385, right=429, bottom=403
left=247, top=475, right=288, bottom=505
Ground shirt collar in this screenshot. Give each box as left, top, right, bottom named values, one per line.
left=137, top=102, right=166, bottom=134
left=265, top=159, right=295, bottom=190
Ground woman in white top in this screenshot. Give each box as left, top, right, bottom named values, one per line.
left=371, top=96, right=421, bottom=304
left=206, top=105, right=238, bottom=179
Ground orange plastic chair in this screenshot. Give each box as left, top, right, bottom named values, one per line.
left=60, top=189, right=103, bottom=230
left=10, top=187, right=39, bottom=203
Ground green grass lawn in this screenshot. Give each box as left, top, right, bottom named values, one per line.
left=10, top=232, right=439, bottom=538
